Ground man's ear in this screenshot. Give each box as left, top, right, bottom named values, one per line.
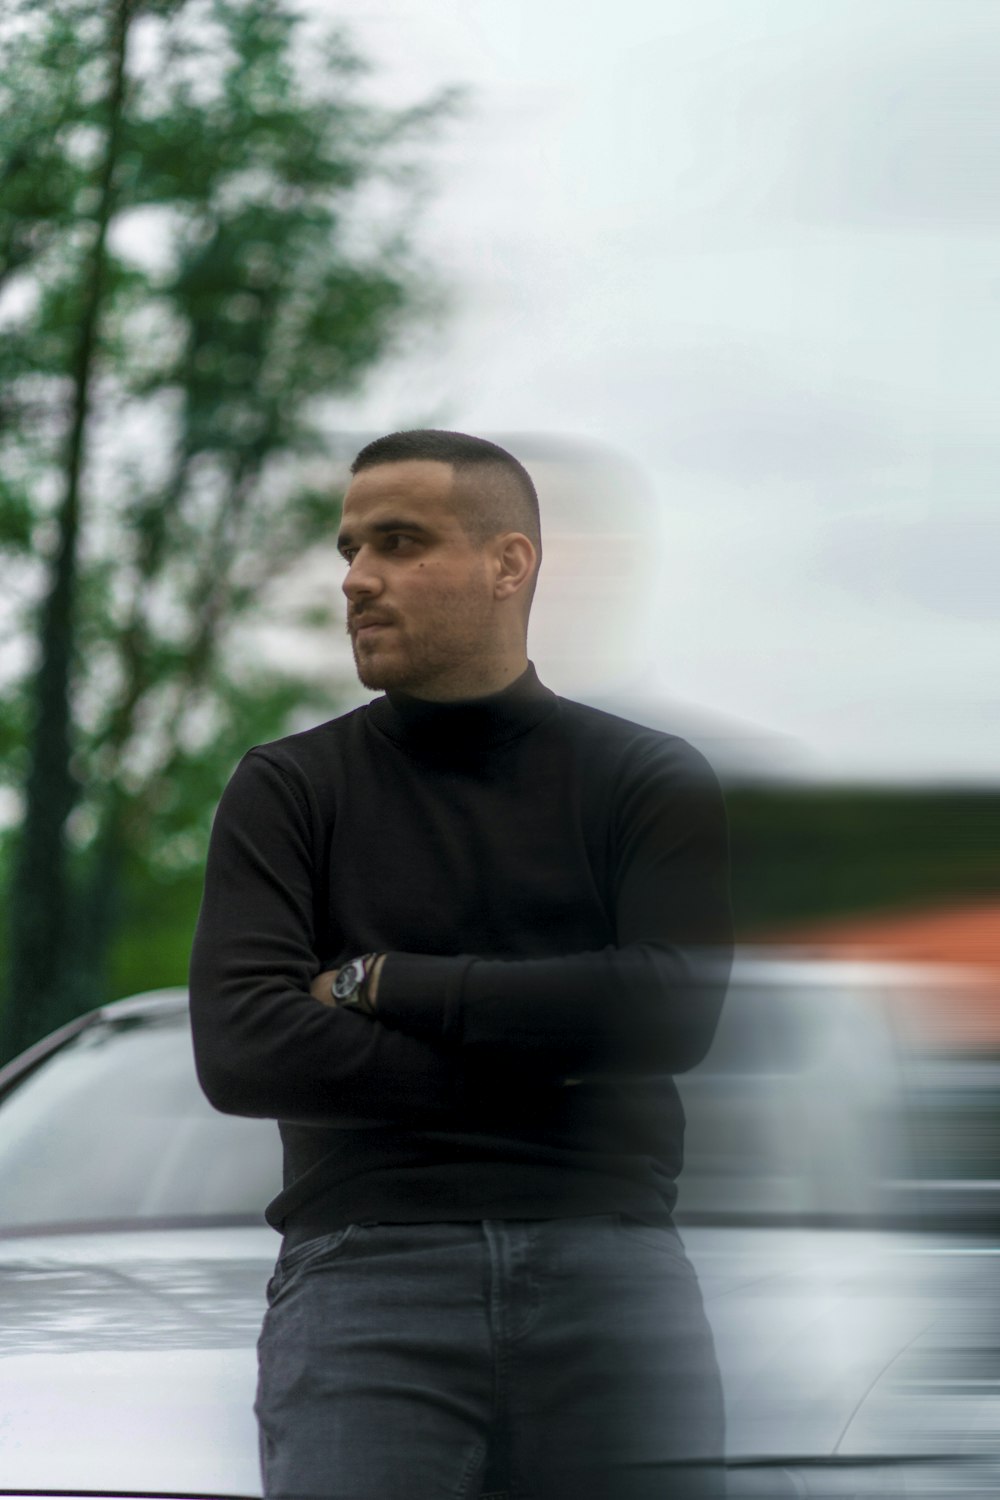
left=493, top=532, right=537, bottom=601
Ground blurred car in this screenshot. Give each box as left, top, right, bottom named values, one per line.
left=675, top=954, right=1000, bottom=1227
left=0, top=960, right=998, bottom=1498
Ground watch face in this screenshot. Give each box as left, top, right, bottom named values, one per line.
left=333, top=958, right=364, bottom=1000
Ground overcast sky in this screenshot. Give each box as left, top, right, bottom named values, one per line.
left=284, top=0, right=996, bottom=783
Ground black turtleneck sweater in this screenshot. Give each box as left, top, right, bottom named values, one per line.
left=189, top=664, right=732, bottom=1241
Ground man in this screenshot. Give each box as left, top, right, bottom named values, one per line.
left=190, top=429, right=732, bottom=1500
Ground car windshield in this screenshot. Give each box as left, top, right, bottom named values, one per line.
left=0, top=1011, right=282, bottom=1232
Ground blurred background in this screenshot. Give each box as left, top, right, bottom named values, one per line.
left=0, top=9, right=998, bottom=1489
left=0, top=0, right=996, bottom=1077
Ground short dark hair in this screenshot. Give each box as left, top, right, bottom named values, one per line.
left=350, top=429, right=541, bottom=555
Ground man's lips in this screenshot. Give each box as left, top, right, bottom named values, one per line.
left=349, top=614, right=396, bottom=638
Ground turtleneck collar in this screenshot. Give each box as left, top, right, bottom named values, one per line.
left=368, top=661, right=557, bottom=752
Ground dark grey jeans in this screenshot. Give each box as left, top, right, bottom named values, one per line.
left=255, top=1215, right=725, bottom=1500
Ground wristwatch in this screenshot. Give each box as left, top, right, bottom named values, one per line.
left=332, top=953, right=379, bottom=1016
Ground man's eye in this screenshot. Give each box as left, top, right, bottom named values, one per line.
left=340, top=549, right=357, bottom=564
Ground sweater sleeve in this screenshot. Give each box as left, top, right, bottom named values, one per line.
left=188, top=749, right=461, bottom=1124
left=374, top=737, right=733, bottom=1078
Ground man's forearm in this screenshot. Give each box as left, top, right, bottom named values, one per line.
left=189, top=751, right=462, bottom=1127
left=369, top=941, right=732, bottom=1078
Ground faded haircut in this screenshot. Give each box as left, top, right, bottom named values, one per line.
left=350, top=429, right=542, bottom=558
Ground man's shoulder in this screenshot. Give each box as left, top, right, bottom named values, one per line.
left=555, top=693, right=715, bottom=774
left=240, top=701, right=378, bottom=780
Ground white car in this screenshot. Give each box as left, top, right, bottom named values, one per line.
left=0, top=960, right=996, bottom=1498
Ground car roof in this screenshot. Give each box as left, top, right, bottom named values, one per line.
left=97, top=986, right=190, bottom=1021
left=733, top=949, right=971, bottom=988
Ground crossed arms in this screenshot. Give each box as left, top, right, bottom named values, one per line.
left=189, top=743, right=732, bottom=1128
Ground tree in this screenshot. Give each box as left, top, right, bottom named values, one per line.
left=0, top=0, right=455, bottom=1061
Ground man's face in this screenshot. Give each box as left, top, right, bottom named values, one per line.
left=338, top=459, right=499, bottom=697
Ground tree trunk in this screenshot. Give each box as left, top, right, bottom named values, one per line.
left=76, top=793, right=127, bottom=1008
left=2, top=0, right=132, bottom=1064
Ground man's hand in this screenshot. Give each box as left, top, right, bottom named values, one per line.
left=310, top=956, right=386, bottom=1010
left=310, top=969, right=340, bottom=1007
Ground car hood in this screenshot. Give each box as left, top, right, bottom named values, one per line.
left=683, top=1224, right=1000, bottom=1464
left=0, top=1223, right=996, bottom=1494
left=0, top=1225, right=274, bottom=1496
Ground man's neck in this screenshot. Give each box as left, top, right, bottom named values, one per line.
left=371, top=660, right=553, bottom=753
left=402, top=654, right=530, bottom=704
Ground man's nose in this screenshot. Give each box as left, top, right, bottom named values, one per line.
left=342, top=548, right=382, bottom=601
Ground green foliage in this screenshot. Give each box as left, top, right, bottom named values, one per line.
left=0, top=476, right=33, bottom=550
left=726, top=785, right=1000, bottom=936
left=0, top=0, right=456, bottom=1060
